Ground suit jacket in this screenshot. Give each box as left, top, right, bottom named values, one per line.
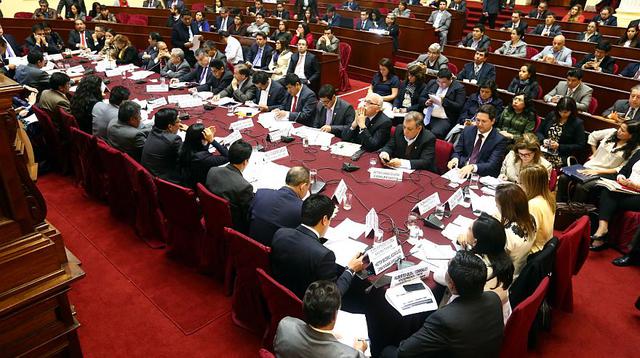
left=321, top=14, right=342, bottom=27
left=342, top=111, right=392, bottom=152
left=255, top=79, right=287, bottom=111
left=543, top=81, right=593, bottom=112
left=246, top=43, right=273, bottom=69
left=115, top=46, right=139, bottom=65
left=274, top=317, right=365, bottom=358
left=313, top=97, right=355, bottom=137
left=355, top=19, right=372, bottom=31
left=14, top=64, right=50, bottom=93
left=448, top=0, right=466, bottom=11
left=393, top=81, right=427, bottom=113
left=164, top=0, right=184, bottom=10
left=172, top=21, right=200, bottom=53
left=37, top=89, right=70, bottom=114
left=531, top=45, right=573, bottom=66
left=57, top=0, right=87, bottom=18
left=215, top=15, right=232, bottom=32
left=210, top=70, right=234, bottom=95
left=408, top=54, right=449, bottom=72
left=205, top=164, right=254, bottom=233
left=271, top=225, right=354, bottom=298
left=593, top=15, right=617, bottom=26
left=179, top=64, right=216, bottom=91
left=249, top=186, right=303, bottom=246
left=218, top=78, right=257, bottom=102
left=380, top=125, right=436, bottom=172
left=502, top=20, right=528, bottom=33
left=620, top=62, right=640, bottom=78
left=482, top=0, right=499, bottom=14
left=106, top=119, right=150, bottom=162
left=25, top=35, right=60, bottom=54
left=453, top=126, right=508, bottom=177
left=271, top=10, right=291, bottom=19
left=67, top=30, right=96, bottom=50
left=424, top=79, right=466, bottom=124
left=575, top=31, right=601, bottom=43
left=209, top=50, right=227, bottom=65
left=459, top=34, right=491, bottom=51
left=527, top=9, right=549, bottom=19
left=284, top=85, right=318, bottom=126
left=141, top=127, right=182, bottom=182
left=343, top=1, right=360, bottom=11
left=1, top=34, right=22, bottom=60
left=287, top=51, right=320, bottom=86
left=536, top=114, right=586, bottom=158
left=142, top=0, right=164, bottom=8
left=576, top=54, right=616, bottom=74
left=531, top=23, right=562, bottom=36
left=427, top=10, right=452, bottom=32
left=456, top=62, right=497, bottom=84
left=160, top=59, right=191, bottom=78
left=603, top=100, right=640, bottom=121
left=295, top=0, right=318, bottom=14
left=390, top=292, right=503, bottom=358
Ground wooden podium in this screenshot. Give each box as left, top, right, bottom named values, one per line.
left=0, top=77, right=85, bottom=355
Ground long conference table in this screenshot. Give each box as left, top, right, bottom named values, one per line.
left=61, top=54, right=488, bottom=355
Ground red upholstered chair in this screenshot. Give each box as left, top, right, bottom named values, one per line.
left=32, top=105, right=67, bottom=172
left=571, top=56, right=577, bottom=66
left=256, top=268, right=303, bottom=351
left=549, top=168, right=558, bottom=191
left=122, top=154, right=167, bottom=248
left=379, top=8, right=389, bottom=15
left=338, top=42, right=352, bottom=92
left=536, top=85, right=543, bottom=99
left=59, top=109, right=81, bottom=180
left=533, top=116, right=542, bottom=132
left=96, top=140, right=137, bottom=224
left=435, top=139, right=454, bottom=174
left=609, top=211, right=640, bottom=253
left=197, top=183, right=233, bottom=282
left=127, top=14, right=149, bottom=26
left=588, top=97, right=598, bottom=114
left=191, top=3, right=206, bottom=12
left=115, top=12, right=130, bottom=24
left=225, top=228, right=271, bottom=334
left=525, top=47, right=539, bottom=59
left=551, top=216, right=590, bottom=312
left=14, top=12, right=33, bottom=18
left=155, top=178, right=206, bottom=265
left=447, top=62, right=458, bottom=76
left=613, top=63, right=619, bottom=75
left=258, top=349, right=276, bottom=358
left=69, top=127, right=91, bottom=190
left=500, top=277, right=550, bottom=358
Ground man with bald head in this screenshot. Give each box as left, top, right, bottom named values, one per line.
left=531, top=35, right=572, bottom=66
left=249, top=166, right=311, bottom=246
left=342, top=92, right=392, bottom=152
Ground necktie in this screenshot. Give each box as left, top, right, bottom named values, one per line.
left=627, top=107, right=638, bottom=120
left=543, top=26, right=550, bottom=36
left=365, top=117, right=371, bottom=128
left=291, top=95, right=297, bottom=112
left=200, top=67, right=208, bottom=83
left=3, top=37, right=15, bottom=57
left=253, top=47, right=263, bottom=67
left=567, top=87, right=574, bottom=97
left=468, top=133, right=484, bottom=164
left=405, top=141, right=413, bottom=158
left=221, top=18, right=227, bottom=31
left=80, top=32, right=86, bottom=48
left=634, top=67, right=640, bottom=80
left=325, top=107, right=333, bottom=125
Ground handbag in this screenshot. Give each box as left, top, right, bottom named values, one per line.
left=554, top=201, right=596, bottom=231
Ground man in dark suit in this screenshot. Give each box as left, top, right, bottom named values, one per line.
left=177, top=48, right=215, bottom=92
left=576, top=41, right=616, bottom=74
left=271, top=2, right=291, bottom=19
left=501, top=11, right=528, bottom=33
left=603, top=85, right=640, bottom=122
left=479, top=0, right=499, bottom=29
left=314, top=84, right=355, bottom=137
left=379, top=111, right=436, bottom=172
left=275, top=74, right=318, bottom=127
left=140, top=32, right=163, bottom=70
left=172, top=10, right=201, bottom=66
left=205, top=140, right=254, bottom=233
left=14, top=51, right=50, bottom=93
left=448, top=104, right=507, bottom=178
left=320, top=5, right=342, bottom=27
left=592, top=6, right=617, bottom=26
left=91, top=25, right=106, bottom=53
left=215, top=7, right=231, bottom=32
left=249, top=166, right=310, bottom=246
left=458, top=24, right=491, bottom=51
left=203, top=40, right=227, bottom=65
left=161, top=47, right=191, bottom=78
left=448, top=0, right=466, bottom=11
left=620, top=61, right=640, bottom=79
left=294, top=0, right=318, bottom=17
left=67, top=19, right=95, bottom=51
left=380, top=251, right=504, bottom=358
left=141, top=108, right=183, bottom=183
left=215, top=64, right=256, bottom=102
left=143, top=0, right=164, bottom=8
left=342, top=0, right=359, bottom=11
left=209, top=59, right=234, bottom=95
left=248, top=0, right=267, bottom=17
left=287, top=39, right=320, bottom=89
left=355, top=10, right=372, bottom=31
left=526, top=1, right=548, bottom=19
left=25, top=23, right=60, bottom=55
left=424, top=68, right=466, bottom=139
left=245, top=33, right=273, bottom=70
left=164, top=0, right=184, bottom=11
left=456, top=49, right=496, bottom=84
left=531, top=13, right=562, bottom=37
left=106, top=101, right=151, bottom=162
left=253, top=70, right=287, bottom=112
left=0, top=25, right=22, bottom=60
left=342, top=93, right=392, bottom=151
left=271, top=194, right=367, bottom=299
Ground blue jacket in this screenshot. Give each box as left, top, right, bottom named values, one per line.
left=249, top=186, right=303, bottom=246
left=453, top=126, right=507, bottom=177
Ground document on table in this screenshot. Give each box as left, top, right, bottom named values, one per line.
left=168, top=94, right=194, bottom=104
left=479, top=176, right=506, bottom=188
left=323, top=237, right=368, bottom=267
left=333, top=311, right=371, bottom=357
left=385, top=279, right=438, bottom=316
left=234, top=106, right=260, bottom=117
left=213, top=97, right=240, bottom=106
left=441, top=168, right=467, bottom=185
left=257, top=112, right=293, bottom=131
left=330, top=142, right=362, bottom=157
left=132, top=98, right=148, bottom=109
left=129, top=70, right=155, bottom=80
left=410, top=239, right=457, bottom=261
left=8, top=57, right=28, bottom=66
left=146, top=84, right=169, bottom=93
left=326, top=218, right=367, bottom=241
left=441, top=222, right=466, bottom=243
left=243, top=153, right=290, bottom=191
left=383, top=109, right=408, bottom=119
left=469, top=190, right=498, bottom=216
left=290, top=126, right=334, bottom=147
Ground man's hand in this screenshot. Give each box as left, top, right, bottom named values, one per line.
left=379, top=152, right=390, bottom=162
left=549, top=140, right=559, bottom=150
left=353, top=339, right=368, bottom=353
left=231, top=78, right=239, bottom=91
left=170, top=78, right=180, bottom=84
left=447, top=157, right=459, bottom=169
left=274, top=109, right=288, bottom=119
left=185, top=42, right=193, bottom=49
left=499, top=130, right=513, bottom=139
left=8, top=64, right=16, bottom=71
left=458, top=164, right=475, bottom=178
left=386, top=158, right=401, bottom=167
left=212, top=94, right=220, bottom=101
left=320, top=125, right=332, bottom=132
left=258, top=105, right=269, bottom=112
left=179, top=123, right=189, bottom=131
left=550, top=95, right=560, bottom=103
left=347, top=253, right=366, bottom=272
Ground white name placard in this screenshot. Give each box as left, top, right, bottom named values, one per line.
left=332, top=179, right=348, bottom=204
left=370, top=168, right=403, bottom=182
left=447, top=187, right=464, bottom=210
left=367, top=237, right=404, bottom=275
left=229, top=118, right=254, bottom=131
left=364, top=208, right=379, bottom=237
left=220, top=130, right=242, bottom=146
left=264, top=146, right=289, bottom=162
left=412, top=192, right=441, bottom=216
left=388, top=261, right=431, bottom=287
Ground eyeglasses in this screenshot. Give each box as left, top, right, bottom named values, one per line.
left=517, top=151, right=534, bottom=158
left=364, top=100, right=380, bottom=106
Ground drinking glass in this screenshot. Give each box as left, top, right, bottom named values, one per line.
left=373, top=229, right=384, bottom=246
left=160, top=77, right=166, bottom=86
left=470, top=174, right=480, bottom=189
left=435, top=204, right=446, bottom=220
left=309, top=169, right=317, bottom=186
left=369, top=157, right=377, bottom=167
left=343, top=192, right=353, bottom=211
left=302, top=137, right=309, bottom=148
left=407, top=212, right=423, bottom=242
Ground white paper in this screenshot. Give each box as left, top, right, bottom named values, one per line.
left=146, top=84, right=169, bottom=93
left=66, top=65, right=85, bottom=75
left=22, top=113, right=38, bottom=125
left=291, top=126, right=334, bottom=147
left=441, top=223, right=465, bottom=242
left=369, top=168, right=403, bottom=182
left=8, top=57, right=28, bottom=66
left=452, top=215, right=474, bottom=228
left=385, top=279, right=438, bottom=316
left=323, top=238, right=368, bottom=267
left=218, top=130, right=242, bottom=146
left=364, top=208, right=379, bottom=237
left=129, top=70, right=155, bottom=80
left=428, top=94, right=442, bottom=106
left=367, top=237, right=404, bottom=275
left=333, top=311, right=371, bottom=357
left=469, top=190, right=498, bottom=216
left=214, top=97, right=240, bottom=106
left=69, top=86, right=78, bottom=93
left=147, top=97, right=168, bottom=110
left=330, top=142, right=362, bottom=157
left=229, top=118, right=254, bottom=131
left=332, top=179, right=348, bottom=204
left=46, top=53, right=64, bottom=61
left=442, top=168, right=467, bottom=184
left=412, top=192, right=441, bottom=216
left=132, top=99, right=148, bottom=109
left=479, top=176, right=505, bottom=188
left=326, top=218, right=367, bottom=241
left=447, top=187, right=465, bottom=210
left=387, top=261, right=431, bottom=287
left=234, top=106, right=260, bottom=117
left=263, top=146, right=289, bottom=162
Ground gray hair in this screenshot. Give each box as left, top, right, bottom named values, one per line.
left=170, top=48, right=185, bottom=60
left=285, top=166, right=310, bottom=186
left=195, top=48, right=209, bottom=58
left=404, top=111, right=424, bottom=127
left=428, top=43, right=441, bottom=53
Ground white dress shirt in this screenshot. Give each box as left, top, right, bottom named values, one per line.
left=225, top=36, right=244, bottom=64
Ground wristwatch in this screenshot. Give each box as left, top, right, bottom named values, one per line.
left=345, top=268, right=356, bottom=276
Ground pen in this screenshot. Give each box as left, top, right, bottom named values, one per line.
left=357, top=338, right=370, bottom=342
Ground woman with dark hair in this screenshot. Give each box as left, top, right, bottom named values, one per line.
left=617, top=24, right=640, bottom=48
left=495, top=183, right=537, bottom=279
left=270, top=20, right=292, bottom=44
left=384, top=14, right=400, bottom=52
left=369, top=9, right=383, bottom=29
left=178, top=124, right=229, bottom=188
left=70, top=75, right=103, bottom=134
left=89, top=2, right=101, bottom=18
left=228, top=15, right=248, bottom=36
left=494, top=28, right=527, bottom=58
left=458, top=80, right=504, bottom=123
left=519, top=164, right=555, bottom=254
left=507, top=63, right=540, bottom=100
left=290, top=23, right=314, bottom=48
left=536, top=96, right=586, bottom=168
left=69, top=3, right=86, bottom=21
left=268, top=39, right=292, bottom=81
left=369, top=58, right=400, bottom=103
left=499, top=133, right=552, bottom=183
left=557, top=120, right=640, bottom=203
left=392, top=64, right=427, bottom=114
left=299, top=8, right=318, bottom=24
left=112, top=34, right=138, bottom=65
left=194, top=11, right=211, bottom=32
left=576, top=21, right=601, bottom=43
left=99, top=28, right=117, bottom=58
left=495, top=93, right=536, bottom=142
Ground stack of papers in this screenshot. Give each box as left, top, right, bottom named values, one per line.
left=325, top=219, right=367, bottom=241
left=129, top=70, right=155, bottom=80
left=147, top=97, right=168, bottom=110
left=146, top=84, right=169, bottom=93
left=66, top=65, right=85, bottom=75
left=469, top=190, right=498, bottom=216
left=330, top=142, right=362, bottom=157
left=290, top=126, right=334, bottom=147
left=324, top=238, right=368, bottom=267
left=242, top=152, right=290, bottom=191
left=333, top=311, right=371, bottom=357
left=257, top=112, right=293, bottom=131
left=479, top=176, right=506, bottom=189
left=385, top=279, right=438, bottom=316
left=442, top=168, right=467, bottom=185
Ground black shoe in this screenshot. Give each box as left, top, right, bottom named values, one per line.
left=589, top=233, right=609, bottom=251
left=612, top=254, right=640, bottom=267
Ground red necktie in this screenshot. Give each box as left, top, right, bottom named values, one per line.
left=291, top=95, right=297, bottom=112
left=80, top=32, right=86, bottom=48
left=468, top=134, right=484, bottom=164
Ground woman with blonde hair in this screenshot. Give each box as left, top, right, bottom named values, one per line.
left=499, top=133, right=552, bottom=182
left=112, top=34, right=137, bottom=65
left=561, top=4, right=585, bottom=23
left=519, top=164, right=556, bottom=254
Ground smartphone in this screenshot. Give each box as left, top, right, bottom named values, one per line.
left=382, top=157, right=390, bottom=163
left=403, top=283, right=425, bottom=292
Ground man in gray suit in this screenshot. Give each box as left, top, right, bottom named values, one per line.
left=161, top=48, right=191, bottom=79
left=214, top=64, right=256, bottom=102
left=106, top=101, right=151, bottom=162
left=141, top=108, right=183, bottom=182
left=93, top=86, right=130, bottom=139
left=531, top=35, right=573, bottom=67
left=205, top=140, right=254, bottom=233
left=14, top=51, right=50, bottom=93
left=37, top=72, right=71, bottom=114
left=428, top=1, right=451, bottom=47
left=314, top=84, right=355, bottom=138
left=544, top=69, right=593, bottom=112
left=142, top=0, right=164, bottom=8
left=274, top=281, right=368, bottom=358
left=408, top=43, right=449, bottom=75
left=603, top=85, right=640, bottom=122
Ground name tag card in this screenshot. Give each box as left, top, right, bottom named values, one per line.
left=388, top=262, right=430, bottom=287
left=412, top=192, right=441, bottom=216
left=268, top=127, right=291, bottom=142
left=367, top=237, right=404, bottom=275
left=447, top=187, right=464, bottom=210
left=264, top=146, right=289, bottom=162
left=229, top=118, right=254, bottom=131
left=364, top=208, right=379, bottom=237
left=146, top=84, right=169, bottom=93
left=370, top=168, right=403, bottom=182
left=332, top=179, right=348, bottom=204
left=220, top=131, right=242, bottom=146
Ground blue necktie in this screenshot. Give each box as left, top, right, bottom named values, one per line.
left=253, top=47, right=263, bottom=67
